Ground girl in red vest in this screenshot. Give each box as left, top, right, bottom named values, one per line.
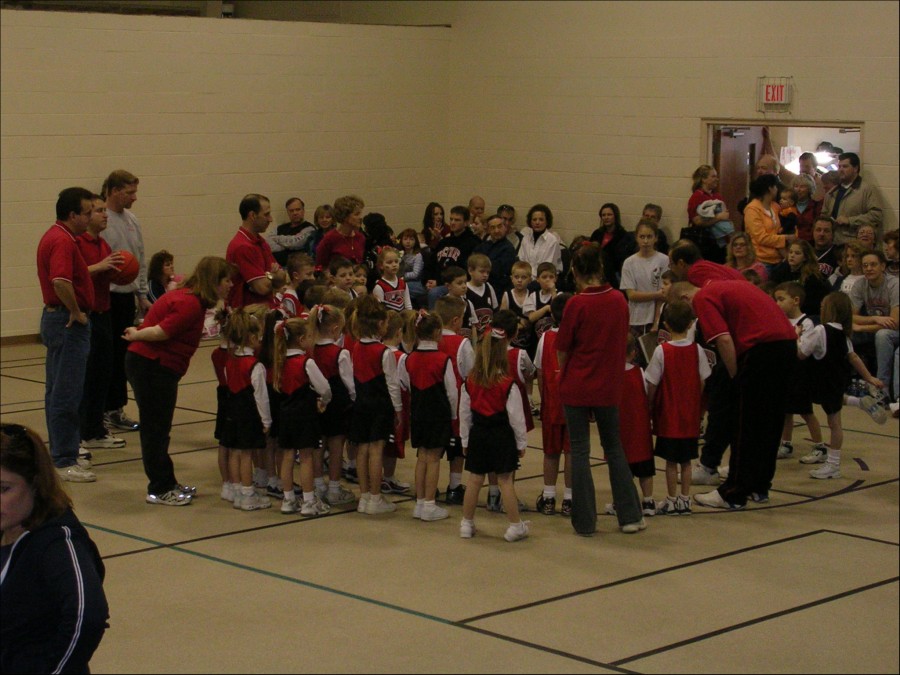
left=644, top=301, right=711, bottom=515
left=459, top=326, right=530, bottom=542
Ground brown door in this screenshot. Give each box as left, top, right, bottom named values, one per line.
left=713, top=126, right=765, bottom=231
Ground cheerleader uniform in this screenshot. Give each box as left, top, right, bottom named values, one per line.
left=506, top=345, right=535, bottom=432
left=438, top=329, right=475, bottom=461
left=534, top=328, right=569, bottom=454
left=523, top=289, right=555, bottom=359
left=804, top=323, right=853, bottom=415
left=619, top=363, right=655, bottom=477
left=466, top=282, right=498, bottom=335
left=400, top=342, right=458, bottom=450
left=503, top=288, right=532, bottom=351
left=278, top=349, right=332, bottom=450
left=373, top=277, right=412, bottom=312
left=460, top=376, right=528, bottom=476
left=645, top=339, right=711, bottom=463
left=348, top=339, right=403, bottom=444
left=312, top=340, right=355, bottom=438
left=278, top=287, right=301, bottom=319
left=220, top=347, right=271, bottom=450
left=388, top=347, right=410, bottom=459
left=211, top=342, right=229, bottom=443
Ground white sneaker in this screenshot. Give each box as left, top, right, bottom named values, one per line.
left=220, top=483, right=235, bottom=502
left=776, top=442, right=793, bottom=459
left=300, top=497, right=331, bottom=517
left=365, top=494, right=397, bottom=515
left=326, top=486, right=356, bottom=506
left=240, top=491, right=271, bottom=511
left=146, top=490, right=192, bottom=506
left=890, top=401, right=899, bottom=418
left=420, top=502, right=449, bottom=521
left=691, top=464, right=720, bottom=486
left=859, top=395, right=888, bottom=424
left=694, top=490, right=744, bottom=510
left=357, top=493, right=371, bottom=513
left=799, top=446, right=828, bottom=464
left=504, top=520, right=530, bottom=542
left=413, top=501, right=423, bottom=519
left=81, top=433, right=126, bottom=449
left=620, top=518, right=647, bottom=533
left=56, top=464, right=97, bottom=483
left=810, top=463, right=842, bottom=479
left=459, top=518, right=476, bottom=539
left=281, top=497, right=300, bottom=514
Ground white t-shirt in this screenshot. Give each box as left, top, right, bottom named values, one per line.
left=620, top=251, right=669, bottom=326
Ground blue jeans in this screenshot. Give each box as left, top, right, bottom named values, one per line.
left=41, top=308, right=91, bottom=467
left=563, top=405, right=641, bottom=534
left=427, top=284, right=449, bottom=309
left=875, top=329, right=899, bottom=400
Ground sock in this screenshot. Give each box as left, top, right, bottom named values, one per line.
left=269, top=477, right=280, bottom=489
left=462, top=517, right=474, bottom=526
left=283, top=490, right=293, bottom=502
left=543, top=485, right=556, bottom=499
left=826, top=447, right=841, bottom=465
left=424, top=499, right=435, bottom=507
left=232, top=482, right=242, bottom=494
left=303, top=491, right=315, bottom=503
left=241, top=485, right=255, bottom=497
left=314, top=477, right=326, bottom=490
left=488, top=485, right=500, bottom=497
left=416, top=498, right=425, bottom=506
left=564, top=488, right=572, bottom=500
left=449, top=472, right=462, bottom=489
left=384, top=474, right=395, bottom=482
left=813, top=441, right=827, bottom=450
left=847, top=395, right=861, bottom=407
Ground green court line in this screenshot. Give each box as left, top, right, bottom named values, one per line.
left=83, top=521, right=455, bottom=625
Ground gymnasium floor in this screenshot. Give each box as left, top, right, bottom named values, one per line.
left=2, top=339, right=898, bottom=674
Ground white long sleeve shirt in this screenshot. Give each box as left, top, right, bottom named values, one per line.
left=459, top=381, right=528, bottom=451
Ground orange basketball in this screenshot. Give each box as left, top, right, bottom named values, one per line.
left=110, top=250, right=139, bottom=285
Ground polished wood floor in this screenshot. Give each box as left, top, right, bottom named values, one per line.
left=2, top=340, right=898, bottom=674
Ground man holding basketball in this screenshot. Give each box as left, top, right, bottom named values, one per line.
left=100, top=170, right=147, bottom=432
left=37, top=187, right=96, bottom=481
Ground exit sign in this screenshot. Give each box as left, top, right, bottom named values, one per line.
left=757, top=77, right=793, bottom=111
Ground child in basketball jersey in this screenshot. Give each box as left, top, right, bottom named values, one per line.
left=533, top=294, right=574, bottom=517
left=443, top=266, right=479, bottom=339
left=644, top=301, right=711, bottom=515
left=381, top=311, right=413, bottom=494
left=773, top=282, right=826, bottom=462
left=459, top=326, right=530, bottom=542
left=220, top=308, right=272, bottom=511
left=433, top=296, right=476, bottom=505
left=799, top=292, right=885, bottom=479
left=500, top=260, right=533, bottom=352
left=523, top=262, right=558, bottom=414
left=466, top=253, right=499, bottom=334
left=272, top=316, right=332, bottom=516
left=349, top=295, right=404, bottom=515
left=398, top=310, right=458, bottom=521
left=372, top=246, right=412, bottom=311
left=613, top=333, right=657, bottom=518
left=309, top=303, right=357, bottom=507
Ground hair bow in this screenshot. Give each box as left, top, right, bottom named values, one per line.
left=415, top=308, right=428, bottom=326
left=314, top=304, right=328, bottom=324
left=490, top=326, right=507, bottom=339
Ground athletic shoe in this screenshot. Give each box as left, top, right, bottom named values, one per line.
left=890, top=401, right=900, bottom=418
left=146, top=490, right=192, bottom=506
left=691, top=463, right=721, bottom=486
left=604, top=503, right=617, bottom=515
left=281, top=497, right=300, bottom=514
left=656, top=497, right=679, bottom=516
left=485, top=491, right=502, bottom=512
left=460, top=518, right=476, bottom=539
left=381, top=477, right=410, bottom=494
left=357, top=493, right=370, bottom=513
left=800, top=444, right=828, bottom=464
left=504, top=520, right=530, bottom=542
left=104, top=409, right=140, bottom=431
left=176, top=484, right=197, bottom=497
left=675, top=495, right=692, bottom=515
left=693, top=490, right=745, bottom=510
left=620, top=518, right=647, bottom=534
left=56, top=464, right=96, bottom=482
left=810, top=463, right=842, bottom=479
left=343, top=466, right=359, bottom=484
left=641, top=498, right=657, bottom=517
left=444, top=484, right=466, bottom=505
left=315, top=484, right=328, bottom=501
left=536, top=495, right=556, bottom=515
left=325, top=486, right=356, bottom=506
left=81, top=433, right=126, bottom=449
left=220, top=483, right=235, bottom=502
left=300, top=497, right=331, bottom=517
left=265, top=483, right=283, bottom=499
left=560, top=499, right=572, bottom=516
left=776, top=442, right=793, bottom=459
left=413, top=501, right=423, bottom=519
left=365, top=494, right=397, bottom=514
left=239, top=492, right=271, bottom=511
left=420, top=502, right=449, bottom=521
left=859, top=395, right=888, bottom=425
left=76, top=454, right=92, bottom=470
left=750, top=491, right=769, bottom=503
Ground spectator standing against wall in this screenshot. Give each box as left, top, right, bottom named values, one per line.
left=822, top=152, right=883, bottom=246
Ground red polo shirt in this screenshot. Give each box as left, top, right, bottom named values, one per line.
left=128, top=288, right=206, bottom=376
left=556, top=284, right=628, bottom=407
left=36, top=222, right=95, bottom=311
left=687, top=260, right=744, bottom=287
left=226, top=227, right=277, bottom=308
left=692, top=280, right=796, bottom=356
left=76, top=232, right=114, bottom=312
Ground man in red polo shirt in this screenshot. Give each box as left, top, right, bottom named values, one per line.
left=226, top=194, right=278, bottom=308
left=36, top=187, right=97, bottom=482
left=672, top=279, right=797, bottom=509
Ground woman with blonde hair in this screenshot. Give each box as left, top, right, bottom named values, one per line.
left=725, top=232, right=769, bottom=281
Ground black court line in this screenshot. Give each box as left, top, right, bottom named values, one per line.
left=90, top=444, right=218, bottom=467
left=0, top=373, right=46, bottom=385
left=822, top=529, right=899, bottom=547
left=0, top=362, right=49, bottom=370
left=611, top=577, right=898, bottom=667
left=459, top=530, right=825, bottom=625
left=854, top=457, right=870, bottom=470
left=0, top=398, right=45, bottom=406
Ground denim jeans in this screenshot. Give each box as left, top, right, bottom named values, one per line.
left=427, top=284, right=449, bottom=310
left=875, top=329, right=899, bottom=400
left=563, top=405, right=641, bottom=534
left=79, top=311, right=113, bottom=441
left=41, top=308, right=91, bottom=467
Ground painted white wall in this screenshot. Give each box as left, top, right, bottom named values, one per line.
left=2, top=1, right=897, bottom=337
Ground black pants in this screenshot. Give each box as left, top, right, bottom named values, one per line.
left=79, top=311, right=113, bottom=441
left=718, top=340, right=796, bottom=506
left=699, top=359, right=737, bottom=470
left=107, top=291, right=136, bottom=412
left=125, top=351, right=181, bottom=495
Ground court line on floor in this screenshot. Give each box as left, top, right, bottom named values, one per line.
left=84, top=519, right=637, bottom=673
left=611, top=577, right=899, bottom=667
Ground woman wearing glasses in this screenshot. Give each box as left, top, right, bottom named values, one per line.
left=1, top=423, right=109, bottom=674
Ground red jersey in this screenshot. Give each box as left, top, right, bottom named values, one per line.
left=652, top=342, right=702, bottom=439
left=76, top=232, right=114, bottom=312
left=225, top=227, right=277, bottom=308
left=538, top=330, right=566, bottom=426
left=127, top=288, right=206, bottom=376
left=619, top=365, right=653, bottom=464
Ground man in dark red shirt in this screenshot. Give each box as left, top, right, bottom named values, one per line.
left=226, top=194, right=278, bottom=308
left=36, top=187, right=97, bottom=482
left=673, top=279, right=797, bottom=509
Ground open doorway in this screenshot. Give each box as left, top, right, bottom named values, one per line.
left=708, top=122, right=862, bottom=229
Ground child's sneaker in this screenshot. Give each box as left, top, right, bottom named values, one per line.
left=460, top=518, right=476, bottom=539
left=560, top=499, right=572, bottom=516
left=357, top=493, right=370, bottom=513
left=315, top=484, right=328, bottom=501
left=776, top=441, right=793, bottom=459
left=641, top=498, right=657, bottom=517
left=343, top=466, right=359, bottom=483
left=220, top=483, right=235, bottom=502
left=300, top=497, right=331, bottom=517
left=504, top=520, right=530, bottom=542
left=675, top=495, right=692, bottom=515
left=536, top=495, right=556, bottom=515
left=859, top=395, right=888, bottom=424
left=281, top=497, right=300, bottom=514
left=444, top=484, right=466, bottom=505
left=800, top=443, right=828, bottom=464
left=603, top=503, right=617, bottom=515
left=420, top=502, right=449, bottom=521
left=325, top=486, right=356, bottom=506
left=810, top=463, right=842, bottom=479
left=382, top=477, right=410, bottom=494
left=486, top=491, right=502, bottom=512
left=365, top=494, right=396, bottom=514
left=240, top=492, right=271, bottom=511
left=656, top=497, right=678, bottom=516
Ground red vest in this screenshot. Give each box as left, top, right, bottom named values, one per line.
left=652, top=342, right=702, bottom=439
left=538, top=330, right=566, bottom=426
left=620, top=366, right=653, bottom=463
